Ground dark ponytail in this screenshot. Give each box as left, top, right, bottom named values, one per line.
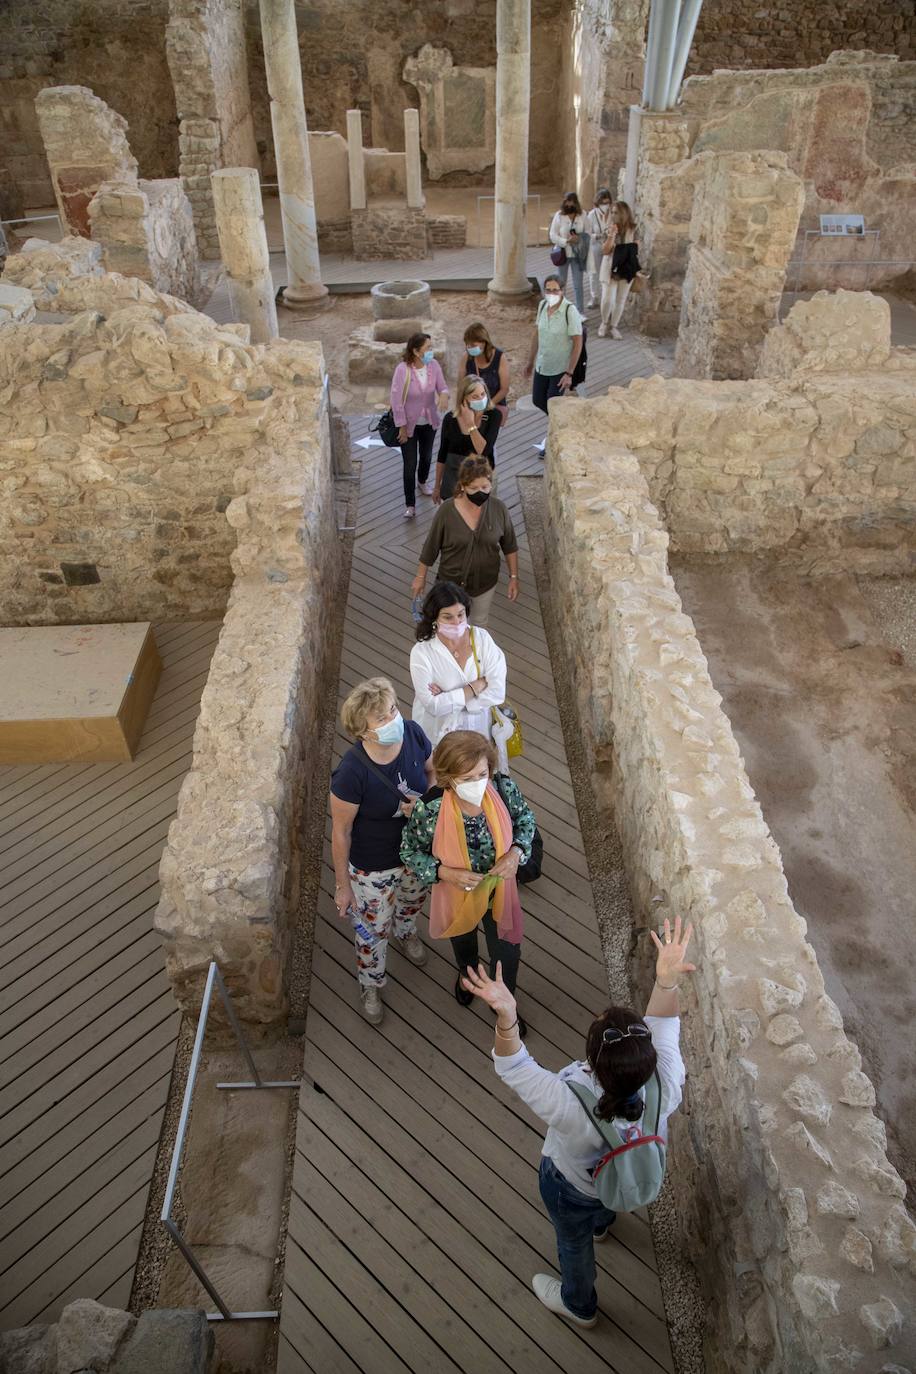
left=586, top=1007, right=657, bottom=1122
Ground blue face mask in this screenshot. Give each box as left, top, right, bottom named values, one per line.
left=421, top=349, right=435, bottom=365
left=469, top=396, right=487, bottom=412
left=373, top=711, right=404, bottom=746
left=467, top=345, right=483, bottom=357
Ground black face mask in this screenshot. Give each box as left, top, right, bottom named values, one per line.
left=466, top=490, right=490, bottom=507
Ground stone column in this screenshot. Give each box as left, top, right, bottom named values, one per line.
left=404, top=107, right=423, bottom=209
left=258, top=0, right=327, bottom=309
left=346, top=108, right=367, bottom=210
left=488, top=0, right=532, bottom=302
left=211, top=167, right=279, bottom=343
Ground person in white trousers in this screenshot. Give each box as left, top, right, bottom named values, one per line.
left=584, top=189, right=613, bottom=310
left=598, top=201, right=639, bottom=339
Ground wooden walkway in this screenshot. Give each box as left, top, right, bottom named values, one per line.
left=279, top=328, right=672, bottom=1372
left=0, top=620, right=221, bottom=1331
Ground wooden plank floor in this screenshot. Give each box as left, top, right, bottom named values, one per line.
left=0, top=620, right=221, bottom=1331
left=279, top=329, right=672, bottom=1373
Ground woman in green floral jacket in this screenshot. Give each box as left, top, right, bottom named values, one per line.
left=400, top=729, right=536, bottom=1036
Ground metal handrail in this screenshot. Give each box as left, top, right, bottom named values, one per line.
left=160, top=961, right=299, bottom=1322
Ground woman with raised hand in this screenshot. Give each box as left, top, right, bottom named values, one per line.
left=434, top=374, right=500, bottom=503
left=389, top=331, right=450, bottom=519
left=400, top=730, right=536, bottom=1034
left=461, top=916, right=693, bottom=1329
left=330, top=677, right=435, bottom=1026
left=409, top=580, right=514, bottom=773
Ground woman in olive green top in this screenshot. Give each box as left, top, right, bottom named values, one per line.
left=410, top=456, right=520, bottom=628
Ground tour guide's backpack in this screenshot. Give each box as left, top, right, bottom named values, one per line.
left=567, top=1070, right=666, bottom=1211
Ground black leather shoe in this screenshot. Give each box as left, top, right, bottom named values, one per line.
left=455, top=975, right=474, bottom=1007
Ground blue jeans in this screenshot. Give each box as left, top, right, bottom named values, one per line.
left=556, top=257, right=585, bottom=313
left=538, top=1156, right=616, bottom=1320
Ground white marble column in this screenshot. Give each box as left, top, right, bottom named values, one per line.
left=346, top=109, right=367, bottom=210
left=404, top=107, right=423, bottom=209
left=258, top=0, right=327, bottom=307
left=488, top=0, right=532, bottom=301
left=210, top=167, right=279, bottom=343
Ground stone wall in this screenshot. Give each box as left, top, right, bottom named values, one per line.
left=427, top=214, right=467, bottom=248
left=544, top=412, right=916, bottom=1373
left=351, top=206, right=428, bottom=261
left=568, top=291, right=916, bottom=573
left=35, top=85, right=138, bottom=237
left=634, top=52, right=916, bottom=335
left=88, top=178, right=200, bottom=303
left=0, top=0, right=177, bottom=207
left=689, top=0, right=914, bottom=76
left=674, top=150, right=804, bottom=380
left=0, top=1300, right=211, bottom=1374
left=166, top=0, right=259, bottom=260
left=154, top=338, right=339, bottom=1027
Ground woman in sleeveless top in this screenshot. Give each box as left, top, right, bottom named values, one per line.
left=462, top=323, right=510, bottom=437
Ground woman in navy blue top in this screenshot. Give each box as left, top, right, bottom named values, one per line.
left=330, top=676, right=434, bottom=1025
left=462, top=322, right=510, bottom=431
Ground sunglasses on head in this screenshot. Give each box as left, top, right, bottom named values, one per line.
left=602, top=1024, right=650, bottom=1045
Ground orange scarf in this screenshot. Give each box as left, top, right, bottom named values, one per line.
left=429, top=784, right=524, bottom=944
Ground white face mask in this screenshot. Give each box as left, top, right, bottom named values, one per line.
left=545, top=292, right=562, bottom=306
left=454, top=777, right=488, bottom=807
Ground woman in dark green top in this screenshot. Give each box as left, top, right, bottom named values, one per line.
left=410, top=456, right=520, bottom=628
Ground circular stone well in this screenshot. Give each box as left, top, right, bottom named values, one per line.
left=370, top=279, right=431, bottom=321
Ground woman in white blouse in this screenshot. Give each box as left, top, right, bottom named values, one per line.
left=409, top=581, right=515, bottom=773
left=462, top=915, right=694, bottom=1329
left=548, top=191, right=588, bottom=315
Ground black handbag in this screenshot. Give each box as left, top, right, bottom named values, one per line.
left=370, top=367, right=411, bottom=449
left=495, top=774, right=542, bottom=884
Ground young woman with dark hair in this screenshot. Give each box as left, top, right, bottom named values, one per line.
left=409, top=581, right=513, bottom=771
left=462, top=915, right=693, bottom=1328
left=389, top=332, right=449, bottom=518
left=461, top=322, right=510, bottom=430
left=548, top=191, right=589, bottom=314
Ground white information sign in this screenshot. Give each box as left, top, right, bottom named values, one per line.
left=819, top=214, right=866, bottom=236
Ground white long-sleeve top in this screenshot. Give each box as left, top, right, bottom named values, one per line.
left=585, top=205, right=612, bottom=268
left=409, top=628, right=507, bottom=748
left=493, top=1016, right=686, bottom=1197
left=548, top=211, right=587, bottom=257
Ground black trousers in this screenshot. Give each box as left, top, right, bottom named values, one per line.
left=451, top=911, right=521, bottom=994
left=400, top=423, right=435, bottom=505
left=531, top=371, right=568, bottom=416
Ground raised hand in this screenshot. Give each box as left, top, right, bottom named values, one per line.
left=649, top=914, right=696, bottom=988
left=460, top=961, right=517, bottom=1018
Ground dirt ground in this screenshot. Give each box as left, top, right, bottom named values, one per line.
left=672, top=559, right=916, bottom=1200
left=278, top=289, right=541, bottom=417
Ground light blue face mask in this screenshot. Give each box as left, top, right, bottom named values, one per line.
left=469, top=396, right=487, bottom=412
left=467, top=345, right=483, bottom=357
left=373, top=711, right=404, bottom=746
left=421, top=349, right=435, bottom=365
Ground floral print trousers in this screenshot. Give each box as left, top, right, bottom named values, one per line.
left=348, top=863, right=427, bottom=988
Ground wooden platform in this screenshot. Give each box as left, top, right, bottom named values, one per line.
left=0, top=623, right=161, bottom=764
left=0, top=620, right=221, bottom=1331
left=279, top=330, right=672, bottom=1373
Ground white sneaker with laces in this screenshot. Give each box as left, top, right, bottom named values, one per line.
left=404, top=506, right=416, bottom=519
left=359, top=986, right=383, bottom=1024
left=419, top=481, right=435, bottom=496
left=532, top=1275, right=597, bottom=1328
left=392, top=932, right=428, bottom=966
left=611, top=326, right=622, bottom=340
left=597, top=323, right=607, bottom=338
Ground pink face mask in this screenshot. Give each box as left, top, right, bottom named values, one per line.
left=437, top=619, right=467, bottom=639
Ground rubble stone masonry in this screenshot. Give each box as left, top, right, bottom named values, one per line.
left=544, top=413, right=916, bottom=1372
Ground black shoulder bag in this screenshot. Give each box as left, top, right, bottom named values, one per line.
left=495, top=773, right=543, bottom=884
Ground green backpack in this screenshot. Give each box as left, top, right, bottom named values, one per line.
left=567, top=1070, right=666, bottom=1212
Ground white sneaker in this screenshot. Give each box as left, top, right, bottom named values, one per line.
left=392, top=932, right=428, bottom=966
left=587, top=298, right=598, bottom=309
left=532, top=1275, right=597, bottom=1328
left=404, top=506, right=416, bottom=519
left=597, top=323, right=607, bottom=338
left=419, top=481, right=435, bottom=497
left=359, top=986, right=383, bottom=1024
left=611, top=327, right=622, bottom=340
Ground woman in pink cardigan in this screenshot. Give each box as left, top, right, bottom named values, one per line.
left=390, top=332, right=450, bottom=519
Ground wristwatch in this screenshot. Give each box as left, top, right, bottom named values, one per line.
left=469, top=424, right=479, bottom=433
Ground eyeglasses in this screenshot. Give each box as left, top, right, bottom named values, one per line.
left=602, top=1024, right=650, bottom=1045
